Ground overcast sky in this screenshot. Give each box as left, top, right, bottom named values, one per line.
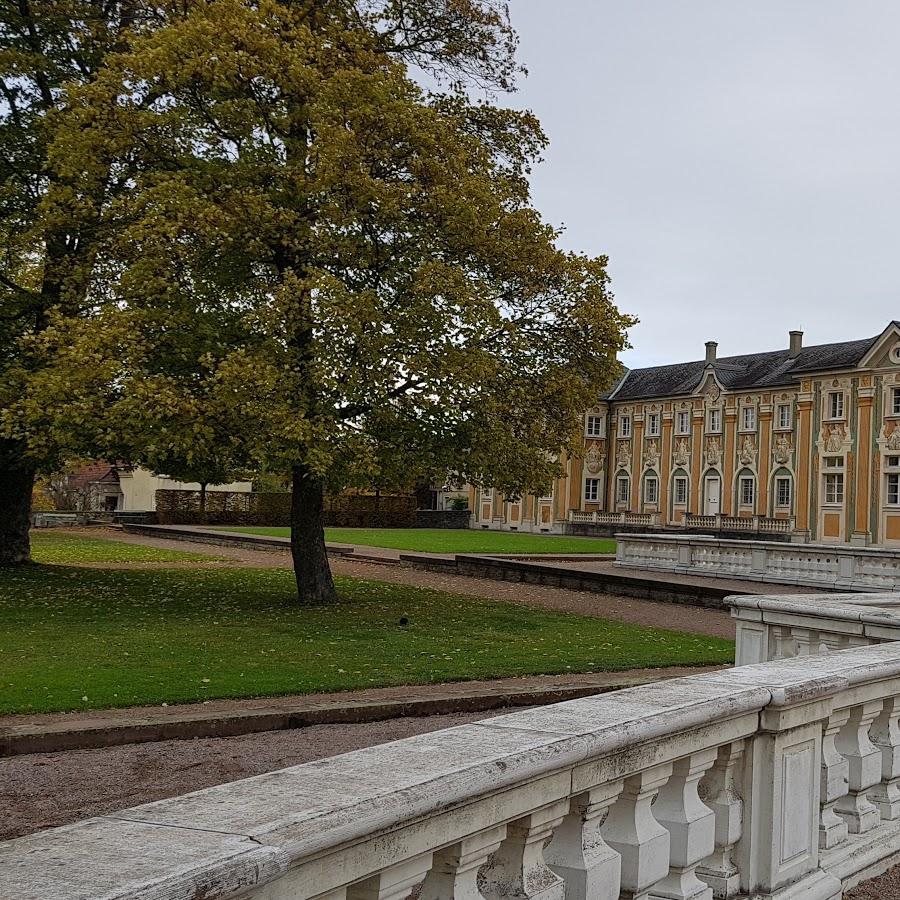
left=505, top=1, right=900, bottom=369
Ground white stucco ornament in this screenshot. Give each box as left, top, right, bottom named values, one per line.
left=705, top=436, right=721, bottom=467
left=673, top=438, right=690, bottom=467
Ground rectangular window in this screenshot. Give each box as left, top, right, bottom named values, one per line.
left=777, top=403, right=792, bottom=430
left=708, top=409, right=721, bottom=433
left=619, top=415, right=631, bottom=438
left=646, top=413, right=660, bottom=436
left=776, top=477, right=792, bottom=508
left=644, top=476, right=659, bottom=504
left=824, top=473, right=844, bottom=505
left=676, top=410, right=690, bottom=434
left=887, top=473, right=900, bottom=506
left=739, top=477, right=755, bottom=507
left=616, top=476, right=630, bottom=504
left=741, top=406, right=756, bottom=431
left=888, top=456, right=900, bottom=468
left=673, top=476, right=688, bottom=505
left=823, top=456, right=844, bottom=469
left=828, top=391, right=844, bottom=420
left=584, top=478, right=601, bottom=502
left=585, top=415, right=605, bottom=437
left=893, top=388, right=900, bottom=416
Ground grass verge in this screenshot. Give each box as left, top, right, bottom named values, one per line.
left=212, top=526, right=617, bottom=555
left=30, top=531, right=220, bottom=565
left=0, top=564, right=731, bottom=714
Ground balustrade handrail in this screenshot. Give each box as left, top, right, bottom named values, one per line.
left=10, top=644, right=900, bottom=899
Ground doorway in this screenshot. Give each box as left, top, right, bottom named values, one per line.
left=704, top=475, right=721, bottom=515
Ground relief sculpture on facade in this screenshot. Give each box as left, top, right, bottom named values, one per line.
left=585, top=443, right=605, bottom=474
left=705, top=436, right=721, bottom=467
left=739, top=434, right=756, bottom=466
left=825, top=423, right=845, bottom=453
left=774, top=434, right=792, bottom=465
left=673, top=437, right=690, bottom=467
left=616, top=440, right=631, bottom=469
left=888, top=425, right=900, bottom=452
left=644, top=439, right=659, bottom=468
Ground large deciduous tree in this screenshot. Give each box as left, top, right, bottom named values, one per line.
left=0, top=0, right=149, bottom=564
left=19, top=0, right=633, bottom=601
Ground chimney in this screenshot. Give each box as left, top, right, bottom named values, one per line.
left=705, top=341, right=718, bottom=364
left=789, top=330, right=803, bottom=357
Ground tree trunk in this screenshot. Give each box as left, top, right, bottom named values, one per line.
left=290, top=465, right=338, bottom=605
left=0, top=442, right=35, bottom=566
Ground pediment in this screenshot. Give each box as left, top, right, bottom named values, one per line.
left=858, top=321, right=900, bottom=369
left=694, top=367, right=725, bottom=402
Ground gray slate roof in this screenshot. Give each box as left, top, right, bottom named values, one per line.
left=608, top=333, right=883, bottom=402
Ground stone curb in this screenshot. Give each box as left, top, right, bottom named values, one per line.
left=0, top=677, right=666, bottom=757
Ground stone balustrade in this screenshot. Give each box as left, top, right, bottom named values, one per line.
left=685, top=513, right=796, bottom=535
left=615, top=533, right=900, bottom=591
left=569, top=510, right=661, bottom=526
left=728, top=591, right=900, bottom=666
left=14, top=646, right=900, bottom=898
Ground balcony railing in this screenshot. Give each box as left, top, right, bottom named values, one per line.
left=684, top=512, right=795, bottom=534
left=568, top=510, right=661, bottom=526
left=8, top=622, right=900, bottom=898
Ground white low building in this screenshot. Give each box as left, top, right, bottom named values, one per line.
left=61, top=462, right=252, bottom=512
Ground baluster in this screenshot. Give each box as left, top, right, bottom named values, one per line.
left=347, top=854, right=434, bottom=900
left=421, top=825, right=507, bottom=900
left=790, top=627, right=817, bottom=656
left=481, top=800, right=569, bottom=900
left=600, top=763, right=673, bottom=900
left=648, top=749, right=717, bottom=900
left=869, top=696, right=900, bottom=820
left=835, top=700, right=883, bottom=834
left=544, top=781, right=624, bottom=900
left=697, top=741, right=745, bottom=899
left=819, top=707, right=850, bottom=849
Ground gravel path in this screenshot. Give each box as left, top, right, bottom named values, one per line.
left=78, top=528, right=735, bottom=639
left=0, top=710, right=517, bottom=841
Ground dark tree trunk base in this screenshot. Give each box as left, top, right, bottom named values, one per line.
left=290, top=465, right=338, bottom=605
left=0, top=442, right=35, bottom=566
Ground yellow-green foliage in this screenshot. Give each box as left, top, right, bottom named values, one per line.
left=11, top=0, right=635, bottom=503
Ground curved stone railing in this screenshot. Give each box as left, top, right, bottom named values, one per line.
left=616, top=533, right=900, bottom=591
left=11, top=645, right=900, bottom=898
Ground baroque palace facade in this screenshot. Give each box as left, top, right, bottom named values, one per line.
left=472, top=321, right=900, bottom=547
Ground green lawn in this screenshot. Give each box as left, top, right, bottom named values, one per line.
left=30, top=531, right=220, bottom=565
left=0, top=563, right=731, bottom=714
left=213, top=526, right=617, bottom=555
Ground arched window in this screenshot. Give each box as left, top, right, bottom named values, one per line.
left=772, top=468, right=793, bottom=512
left=643, top=470, right=659, bottom=505
left=736, top=468, right=756, bottom=509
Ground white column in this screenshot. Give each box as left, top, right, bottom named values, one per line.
left=420, top=825, right=507, bottom=900
left=480, top=801, right=569, bottom=900
left=601, top=763, right=673, bottom=900
left=347, top=855, right=433, bottom=900
left=697, top=740, right=745, bottom=899
left=819, top=708, right=851, bottom=849
left=835, top=700, right=883, bottom=834
left=649, top=749, right=718, bottom=900
left=544, top=781, right=624, bottom=900
left=869, top=696, right=900, bottom=821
